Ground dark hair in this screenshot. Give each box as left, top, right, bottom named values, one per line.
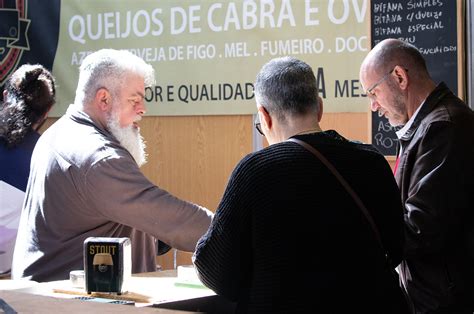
left=254, top=56, right=320, bottom=122
left=0, top=64, right=56, bottom=147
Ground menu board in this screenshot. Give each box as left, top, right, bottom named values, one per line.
left=370, top=0, right=458, bottom=156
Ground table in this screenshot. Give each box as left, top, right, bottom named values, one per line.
left=0, top=269, right=236, bottom=313
left=0, top=290, right=191, bottom=313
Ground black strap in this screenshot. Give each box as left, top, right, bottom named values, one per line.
left=0, top=298, right=17, bottom=314
left=288, top=138, right=388, bottom=257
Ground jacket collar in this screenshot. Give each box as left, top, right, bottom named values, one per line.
left=399, top=82, right=451, bottom=141
left=66, top=104, right=114, bottom=139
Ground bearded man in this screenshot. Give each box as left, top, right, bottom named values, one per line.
left=12, top=49, right=213, bottom=282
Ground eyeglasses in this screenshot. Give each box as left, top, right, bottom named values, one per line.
left=365, top=68, right=395, bottom=98
left=254, top=118, right=264, bottom=136
left=254, top=106, right=268, bottom=136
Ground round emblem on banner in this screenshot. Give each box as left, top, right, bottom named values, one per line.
left=0, top=0, right=30, bottom=86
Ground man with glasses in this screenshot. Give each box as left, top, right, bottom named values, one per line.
left=360, top=38, right=474, bottom=314
left=194, top=56, right=410, bottom=313
left=12, top=49, right=213, bottom=282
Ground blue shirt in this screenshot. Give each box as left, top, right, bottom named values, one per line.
left=0, top=131, right=40, bottom=192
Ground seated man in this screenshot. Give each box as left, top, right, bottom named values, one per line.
left=193, top=57, right=409, bottom=313
left=12, top=49, right=213, bottom=282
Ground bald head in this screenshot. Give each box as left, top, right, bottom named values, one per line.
left=360, top=38, right=430, bottom=81
left=359, top=38, right=437, bottom=126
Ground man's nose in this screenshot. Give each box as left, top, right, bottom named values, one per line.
left=370, top=99, right=380, bottom=112
left=136, top=100, right=146, bottom=116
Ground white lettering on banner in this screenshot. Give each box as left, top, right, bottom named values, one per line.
left=133, top=10, right=152, bottom=37
left=71, top=51, right=93, bottom=65
left=260, top=38, right=324, bottom=56
left=207, top=0, right=295, bottom=32
left=170, top=5, right=201, bottom=35
left=69, top=10, right=164, bottom=44
left=304, top=0, right=320, bottom=26
left=328, top=0, right=367, bottom=24
left=335, top=36, right=368, bottom=53
left=139, top=75, right=330, bottom=105
left=186, top=44, right=216, bottom=60
left=67, top=1, right=368, bottom=44
left=225, top=42, right=251, bottom=58
left=133, top=47, right=168, bottom=62
left=128, top=71, right=330, bottom=104
left=242, top=1, right=258, bottom=29
left=53, top=0, right=372, bottom=116
left=259, top=36, right=367, bottom=56
left=168, top=46, right=183, bottom=61
left=103, top=12, right=114, bottom=39
left=67, top=37, right=371, bottom=65
left=141, top=84, right=257, bottom=103
left=148, top=83, right=256, bottom=103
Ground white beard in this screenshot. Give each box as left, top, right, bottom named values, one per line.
left=106, top=110, right=147, bottom=167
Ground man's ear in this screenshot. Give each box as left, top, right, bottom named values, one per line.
left=317, top=97, right=323, bottom=122
left=96, top=88, right=111, bottom=112
left=258, top=105, right=272, bottom=131
left=393, top=65, right=409, bottom=90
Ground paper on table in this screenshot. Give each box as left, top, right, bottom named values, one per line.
left=175, top=265, right=207, bottom=288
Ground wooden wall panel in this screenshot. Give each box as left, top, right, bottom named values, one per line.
left=41, top=112, right=399, bottom=270
left=139, top=115, right=253, bottom=269
left=320, top=112, right=368, bottom=143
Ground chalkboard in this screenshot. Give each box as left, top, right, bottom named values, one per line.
left=370, top=0, right=458, bottom=156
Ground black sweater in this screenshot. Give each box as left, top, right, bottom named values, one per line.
left=194, top=130, right=408, bottom=313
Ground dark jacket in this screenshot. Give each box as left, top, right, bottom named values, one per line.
left=194, top=131, right=410, bottom=314
left=396, top=83, right=474, bottom=313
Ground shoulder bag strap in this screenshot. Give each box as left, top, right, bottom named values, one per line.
left=289, top=138, right=415, bottom=312
left=288, top=137, right=387, bottom=255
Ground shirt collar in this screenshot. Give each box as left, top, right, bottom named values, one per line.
left=395, top=99, right=425, bottom=139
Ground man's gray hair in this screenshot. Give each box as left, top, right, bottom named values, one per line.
left=254, top=56, right=320, bottom=122
left=74, top=49, right=155, bottom=108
